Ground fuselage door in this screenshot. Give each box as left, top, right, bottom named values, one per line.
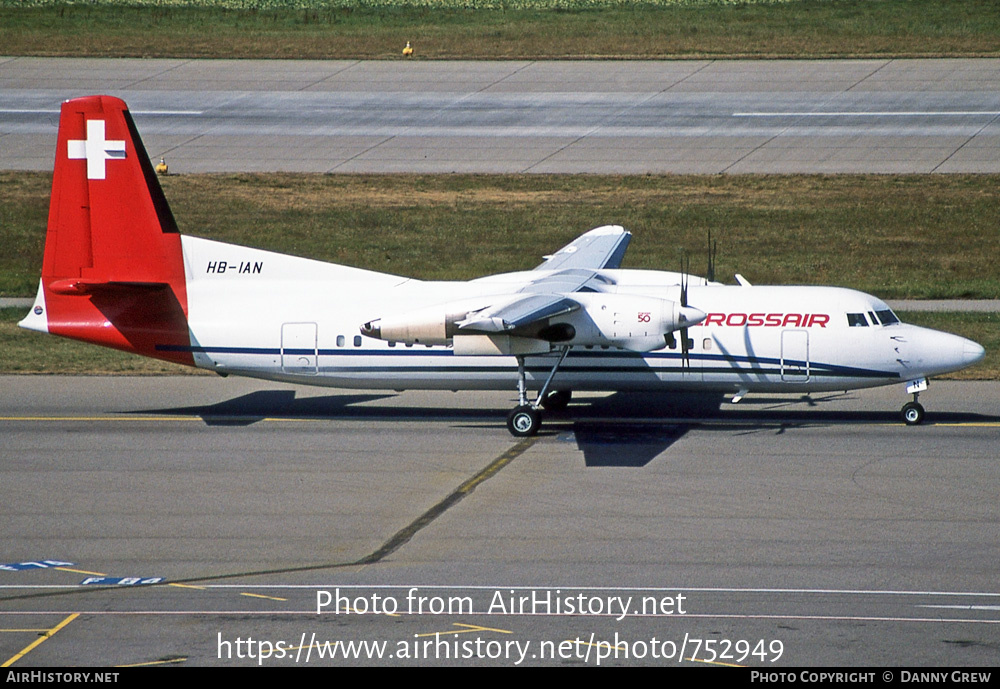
left=281, top=322, right=318, bottom=375
left=781, top=329, right=809, bottom=382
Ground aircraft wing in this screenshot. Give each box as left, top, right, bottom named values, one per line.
left=459, top=225, right=630, bottom=332
left=533, top=225, right=631, bottom=271
left=457, top=294, right=580, bottom=333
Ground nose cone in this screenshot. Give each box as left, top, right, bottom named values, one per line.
left=963, top=338, right=986, bottom=366
left=679, top=305, right=707, bottom=327
left=908, top=327, right=986, bottom=376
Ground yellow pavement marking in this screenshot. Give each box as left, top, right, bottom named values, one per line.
left=2, top=613, right=78, bottom=667
left=55, top=567, right=106, bottom=576
left=0, top=629, right=51, bottom=633
left=5, top=415, right=996, bottom=428
left=687, top=656, right=745, bottom=668
left=55, top=561, right=277, bottom=603
left=571, top=639, right=745, bottom=666
left=360, top=437, right=536, bottom=565
left=0, top=416, right=196, bottom=422
left=240, top=592, right=288, bottom=602
left=334, top=603, right=400, bottom=617
left=286, top=641, right=341, bottom=652
left=573, top=639, right=626, bottom=652
left=117, top=657, right=187, bottom=667
left=416, top=622, right=512, bottom=638
left=453, top=623, right=512, bottom=634
left=0, top=416, right=359, bottom=423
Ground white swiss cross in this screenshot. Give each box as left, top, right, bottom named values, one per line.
left=67, top=119, right=126, bottom=180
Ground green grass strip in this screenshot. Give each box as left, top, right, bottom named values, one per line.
left=5, top=172, right=999, bottom=300
left=2, top=0, right=998, bottom=59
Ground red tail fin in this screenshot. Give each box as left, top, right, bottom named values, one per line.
left=22, top=95, right=193, bottom=366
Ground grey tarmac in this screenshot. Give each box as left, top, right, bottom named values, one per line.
left=1, top=376, right=998, bottom=666
left=2, top=57, right=1000, bottom=174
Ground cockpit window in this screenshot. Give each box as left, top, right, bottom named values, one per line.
left=847, top=313, right=869, bottom=327
left=875, top=309, right=899, bottom=325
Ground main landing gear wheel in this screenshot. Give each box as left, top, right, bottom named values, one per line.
left=507, top=405, right=541, bottom=437
left=506, top=347, right=571, bottom=437
left=901, top=401, right=925, bottom=425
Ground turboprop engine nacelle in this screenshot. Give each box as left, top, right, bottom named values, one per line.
left=360, top=293, right=706, bottom=353
left=361, top=311, right=459, bottom=346
left=360, top=297, right=497, bottom=346
left=558, top=293, right=706, bottom=352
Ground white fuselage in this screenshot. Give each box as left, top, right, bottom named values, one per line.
left=176, top=237, right=981, bottom=394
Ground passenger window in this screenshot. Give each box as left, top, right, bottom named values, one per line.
left=354, top=335, right=362, bottom=347
left=703, top=338, right=712, bottom=350
left=336, top=335, right=345, bottom=347
left=847, top=313, right=868, bottom=327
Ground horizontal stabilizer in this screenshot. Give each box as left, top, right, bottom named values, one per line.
left=48, top=279, right=170, bottom=296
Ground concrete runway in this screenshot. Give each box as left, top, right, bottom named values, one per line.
left=3, top=57, right=1000, bottom=174
left=2, top=376, right=998, bottom=666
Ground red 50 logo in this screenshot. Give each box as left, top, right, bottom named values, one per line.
left=637, top=312, right=651, bottom=323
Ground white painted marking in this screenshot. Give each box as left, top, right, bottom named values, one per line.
left=734, top=111, right=1000, bottom=117
left=5, top=583, right=1000, bottom=599
left=0, top=610, right=996, bottom=624
left=919, top=605, right=1000, bottom=612
left=112, top=583, right=1000, bottom=598
left=67, top=119, right=125, bottom=180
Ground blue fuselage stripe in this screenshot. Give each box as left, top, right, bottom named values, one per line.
left=154, top=344, right=899, bottom=379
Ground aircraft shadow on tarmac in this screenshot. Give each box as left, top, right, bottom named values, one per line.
left=134, top=389, right=497, bottom=426
left=558, top=391, right=999, bottom=466
left=132, top=389, right=998, bottom=467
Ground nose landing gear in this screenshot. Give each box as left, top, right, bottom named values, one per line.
left=900, top=378, right=928, bottom=425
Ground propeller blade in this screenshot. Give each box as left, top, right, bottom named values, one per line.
left=678, top=254, right=691, bottom=367
left=680, top=255, right=689, bottom=307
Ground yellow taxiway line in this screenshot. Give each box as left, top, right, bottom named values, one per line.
left=2, top=613, right=79, bottom=667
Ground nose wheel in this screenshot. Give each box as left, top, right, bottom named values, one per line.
left=901, top=400, right=925, bottom=425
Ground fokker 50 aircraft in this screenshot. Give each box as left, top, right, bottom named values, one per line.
left=20, top=96, right=986, bottom=436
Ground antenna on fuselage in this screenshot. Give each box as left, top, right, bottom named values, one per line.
left=706, top=230, right=717, bottom=283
